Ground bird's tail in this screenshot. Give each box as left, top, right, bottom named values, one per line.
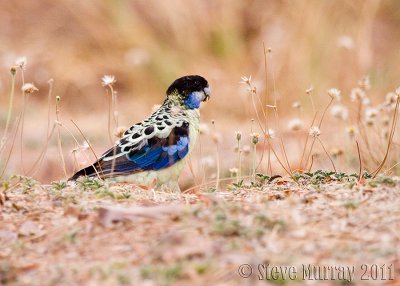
left=68, top=163, right=102, bottom=181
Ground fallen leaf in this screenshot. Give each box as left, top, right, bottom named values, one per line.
left=17, top=262, right=38, bottom=272
left=97, top=205, right=183, bottom=227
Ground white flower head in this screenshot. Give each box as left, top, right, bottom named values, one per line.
left=330, top=104, right=349, bottom=120
left=366, top=118, right=374, bottom=126
left=266, top=128, right=275, bottom=139
left=350, top=87, right=366, bottom=102
left=395, top=87, right=400, bottom=96
left=124, top=48, right=150, bottom=66
left=72, top=141, right=91, bottom=154
left=365, top=107, right=379, bottom=120
left=383, top=92, right=398, bottom=111
left=327, top=88, right=341, bottom=101
left=80, top=141, right=90, bottom=150
left=330, top=147, right=344, bottom=157
left=346, top=126, right=357, bottom=137
left=201, top=156, right=215, bottom=168
left=21, top=83, right=38, bottom=94
left=199, top=123, right=210, bottom=135
left=337, top=35, right=354, bottom=50
left=101, top=75, right=116, bottom=87
left=229, top=167, right=239, bottom=176
left=292, top=101, right=301, bottom=109
left=362, top=97, right=370, bottom=106
left=358, top=76, right=371, bottom=91
left=242, top=145, right=251, bottom=154
left=305, top=86, right=314, bottom=94
left=115, top=126, right=127, bottom=138
left=288, top=118, right=303, bottom=131
left=240, top=75, right=252, bottom=85
left=15, top=56, right=27, bottom=70
left=309, top=126, right=321, bottom=137
left=385, top=92, right=398, bottom=105
left=212, top=132, right=222, bottom=144
left=381, top=116, right=390, bottom=126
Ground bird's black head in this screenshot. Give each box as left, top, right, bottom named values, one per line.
left=166, top=75, right=210, bottom=109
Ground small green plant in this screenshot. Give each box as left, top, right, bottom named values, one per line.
left=52, top=180, right=67, bottom=191
left=211, top=209, right=246, bottom=237
left=63, top=229, right=79, bottom=244
left=12, top=175, right=38, bottom=193
left=77, top=176, right=106, bottom=191
left=369, top=175, right=397, bottom=187
left=230, top=179, right=244, bottom=188
left=140, top=263, right=184, bottom=285
left=343, top=201, right=358, bottom=210
left=256, top=173, right=271, bottom=183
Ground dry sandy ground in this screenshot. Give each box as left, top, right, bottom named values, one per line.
left=0, top=174, right=399, bottom=286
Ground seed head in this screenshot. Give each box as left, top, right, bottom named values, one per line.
left=21, top=83, right=38, bottom=94
left=235, top=131, right=242, bottom=141
left=309, top=126, right=321, bottom=137
left=250, top=132, right=260, bottom=145
left=10, top=65, right=17, bottom=76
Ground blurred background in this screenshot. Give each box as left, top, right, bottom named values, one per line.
left=0, top=0, right=399, bottom=184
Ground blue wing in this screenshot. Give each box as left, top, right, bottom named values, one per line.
left=69, top=123, right=190, bottom=180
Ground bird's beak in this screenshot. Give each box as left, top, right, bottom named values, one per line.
left=203, top=87, right=211, bottom=101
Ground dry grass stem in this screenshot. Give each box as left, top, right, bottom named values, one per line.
left=371, top=96, right=399, bottom=178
